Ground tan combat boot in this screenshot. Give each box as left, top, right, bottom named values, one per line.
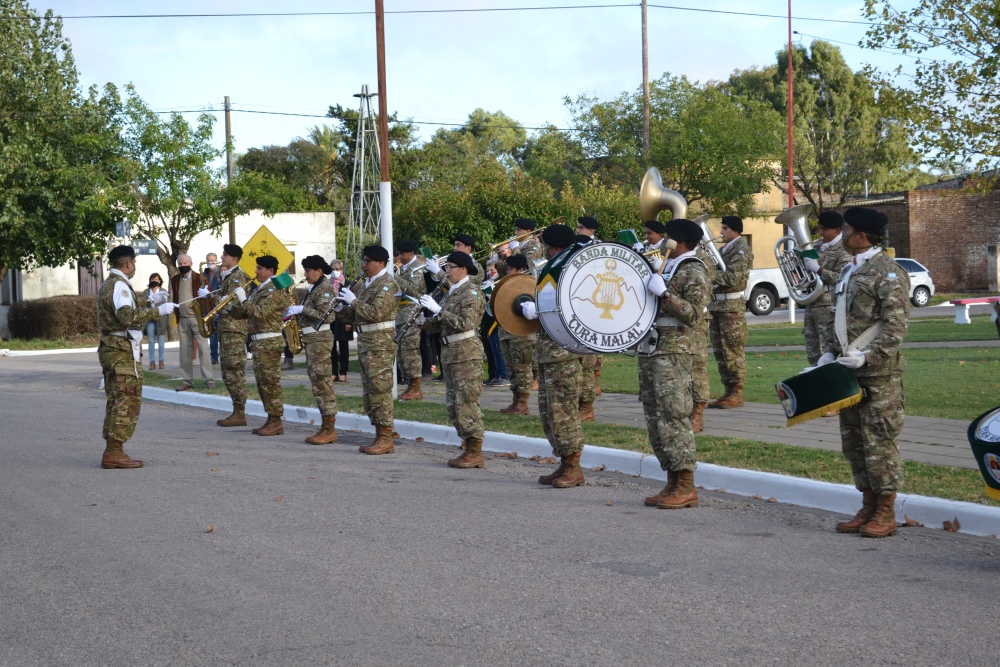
left=595, top=370, right=602, bottom=397
left=538, top=457, right=566, bottom=485
left=398, top=378, right=423, bottom=401
left=256, top=415, right=285, bottom=436
left=531, top=378, right=539, bottom=392
left=508, top=392, right=530, bottom=416
left=305, top=417, right=338, bottom=445
left=361, top=426, right=395, bottom=455
left=499, top=391, right=520, bottom=414
left=690, top=402, right=707, bottom=433
left=552, top=452, right=586, bottom=488
left=714, top=383, right=744, bottom=409
left=448, top=437, right=485, bottom=468
left=860, top=493, right=898, bottom=538
left=657, top=470, right=698, bottom=508
left=835, top=489, right=877, bottom=533
left=217, top=404, right=247, bottom=427
left=707, top=384, right=732, bottom=409
left=101, top=438, right=143, bottom=469
left=579, top=401, right=596, bottom=422
left=644, top=471, right=678, bottom=507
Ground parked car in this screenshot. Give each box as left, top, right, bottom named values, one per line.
left=894, top=258, right=935, bottom=307
left=743, top=268, right=788, bottom=316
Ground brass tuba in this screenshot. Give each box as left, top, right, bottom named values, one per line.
left=774, top=203, right=824, bottom=306
left=639, top=167, right=687, bottom=222
left=692, top=214, right=726, bottom=273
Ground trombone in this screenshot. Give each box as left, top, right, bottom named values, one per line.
left=478, top=228, right=544, bottom=262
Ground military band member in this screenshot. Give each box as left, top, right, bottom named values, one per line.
left=575, top=216, right=605, bottom=402
left=818, top=207, right=910, bottom=538
left=497, top=217, right=545, bottom=278
left=690, top=242, right=717, bottom=432
left=395, top=240, right=427, bottom=401
left=497, top=254, right=537, bottom=416
left=419, top=251, right=487, bottom=468
left=519, top=223, right=587, bottom=488
left=231, top=255, right=291, bottom=436
left=633, top=219, right=668, bottom=261
left=707, top=216, right=753, bottom=409
left=802, top=210, right=852, bottom=366
left=284, top=255, right=339, bottom=444
left=215, top=244, right=251, bottom=427
left=97, top=245, right=178, bottom=468
left=335, top=245, right=400, bottom=455
left=640, top=220, right=711, bottom=509
left=426, top=234, right=484, bottom=287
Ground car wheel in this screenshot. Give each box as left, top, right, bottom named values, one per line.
left=911, top=286, right=931, bottom=307
left=748, top=287, right=775, bottom=316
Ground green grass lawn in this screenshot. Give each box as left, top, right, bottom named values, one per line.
left=747, top=314, right=998, bottom=347
left=143, top=371, right=998, bottom=506
left=1, top=333, right=101, bottom=350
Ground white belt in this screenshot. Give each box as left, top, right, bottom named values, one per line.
left=300, top=326, right=318, bottom=335
left=443, top=330, right=477, bottom=345
left=109, top=331, right=129, bottom=338
left=713, top=292, right=743, bottom=301
left=250, top=332, right=282, bottom=341
left=356, top=320, right=395, bottom=333
left=655, top=317, right=683, bottom=327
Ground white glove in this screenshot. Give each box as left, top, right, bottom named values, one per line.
left=419, top=294, right=442, bottom=315
left=804, top=257, right=821, bottom=273
left=429, top=258, right=444, bottom=276
left=490, top=253, right=499, bottom=265
left=233, top=287, right=247, bottom=304
left=520, top=301, right=538, bottom=320
left=157, top=302, right=178, bottom=316
left=651, top=257, right=664, bottom=272
left=197, top=286, right=210, bottom=298
left=284, top=305, right=304, bottom=318
left=151, top=291, right=168, bottom=306
left=415, top=312, right=426, bottom=326
left=816, top=352, right=836, bottom=366
left=632, top=242, right=645, bottom=252
left=336, top=287, right=356, bottom=306
left=508, top=240, right=520, bottom=250
left=646, top=274, right=668, bottom=297
left=837, top=350, right=867, bottom=369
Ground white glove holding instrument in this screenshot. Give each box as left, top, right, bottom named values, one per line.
left=197, top=286, right=210, bottom=298
left=520, top=301, right=538, bottom=320
left=284, top=305, right=304, bottom=318
left=233, top=287, right=247, bottom=304
left=336, top=287, right=357, bottom=306
left=804, top=257, right=821, bottom=273
left=419, top=294, right=442, bottom=315
left=508, top=240, right=520, bottom=251
left=646, top=274, right=668, bottom=297
left=816, top=352, right=836, bottom=366
left=632, top=242, right=645, bottom=252
left=837, top=350, right=867, bottom=369
left=429, top=258, right=444, bottom=277
left=157, top=302, right=178, bottom=316
left=651, top=256, right=664, bottom=272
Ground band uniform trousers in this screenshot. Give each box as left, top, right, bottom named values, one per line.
left=579, top=354, right=598, bottom=404
left=177, top=315, right=214, bottom=383
left=445, top=356, right=485, bottom=440
left=709, top=310, right=747, bottom=387
left=803, top=303, right=833, bottom=366
left=839, top=373, right=905, bottom=494
left=303, top=335, right=338, bottom=418
left=396, top=323, right=422, bottom=384
left=100, top=345, right=143, bottom=443
left=252, top=337, right=284, bottom=417
left=499, top=334, right=535, bottom=395
left=691, top=317, right=711, bottom=404
left=220, top=331, right=247, bottom=408
left=639, top=352, right=697, bottom=472
left=537, top=358, right=585, bottom=457
left=360, top=347, right=395, bottom=427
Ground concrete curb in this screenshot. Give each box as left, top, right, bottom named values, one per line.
left=4, top=341, right=181, bottom=357
left=143, top=387, right=1000, bottom=537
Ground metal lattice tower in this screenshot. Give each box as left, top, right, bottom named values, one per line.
left=344, top=85, right=382, bottom=279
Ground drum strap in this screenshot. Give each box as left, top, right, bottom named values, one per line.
left=662, top=255, right=707, bottom=282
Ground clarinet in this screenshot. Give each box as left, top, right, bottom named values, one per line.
left=392, top=278, right=450, bottom=344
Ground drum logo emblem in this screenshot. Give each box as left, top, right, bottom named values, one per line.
left=592, top=259, right=625, bottom=319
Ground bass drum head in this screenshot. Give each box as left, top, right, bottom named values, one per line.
left=537, top=241, right=658, bottom=354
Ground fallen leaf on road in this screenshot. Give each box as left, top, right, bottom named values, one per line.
left=204, top=524, right=214, bottom=534
left=206, top=452, right=219, bottom=456
left=751, top=495, right=762, bottom=500
left=307, top=476, right=316, bottom=480
left=210, top=468, right=218, bottom=472
left=592, top=464, right=606, bottom=472
left=943, top=517, right=960, bottom=532
left=903, top=514, right=923, bottom=527
left=496, top=452, right=518, bottom=459
left=309, top=419, right=315, bottom=425
left=415, top=437, right=424, bottom=442
left=528, top=455, right=558, bottom=464
left=766, top=497, right=778, bottom=503
left=274, top=496, right=283, bottom=502
left=392, top=431, right=400, bottom=438
left=606, top=500, right=613, bottom=506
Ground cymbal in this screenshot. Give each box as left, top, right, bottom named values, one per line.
left=491, top=273, right=540, bottom=336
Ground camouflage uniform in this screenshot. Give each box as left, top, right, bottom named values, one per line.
left=639, top=255, right=711, bottom=472
left=579, top=354, right=598, bottom=404
left=216, top=266, right=250, bottom=410
left=499, top=326, right=537, bottom=395
left=496, top=236, right=545, bottom=278
left=708, top=236, right=753, bottom=387
left=422, top=278, right=486, bottom=439
left=803, top=236, right=852, bottom=365
left=297, top=275, right=339, bottom=418
left=340, top=271, right=399, bottom=428
left=535, top=328, right=585, bottom=457
left=231, top=278, right=290, bottom=418
left=97, top=270, right=158, bottom=443
left=825, top=251, right=910, bottom=494
left=691, top=246, right=717, bottom=404
left=394, top=258, right=426, bottom=384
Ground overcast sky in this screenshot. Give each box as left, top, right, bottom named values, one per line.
left=29, top=1, right=925, bottom=154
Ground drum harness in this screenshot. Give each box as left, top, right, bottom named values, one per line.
left=636, top=254, right=707, bottom=356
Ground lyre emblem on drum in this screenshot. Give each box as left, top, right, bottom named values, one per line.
left=592, top=259, right=625, bottom=319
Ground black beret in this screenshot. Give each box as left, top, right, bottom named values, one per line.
left=453, top=233, right=476, bottom=249
left=644, top=219, right=666, bottom=234
left=223, top=243, right=243, bottom=258
left=721, top=215, right=743, bottom=233
left=256, top=255, right=279, bottom=271
left=108, top=245, right=135, bottom=262
left=446, top=251, right=479, bottom=276
left=843, top=207, right=888, bottom=234
left=397, top=240, right=417, bottom=253
left=363, top=245, right=390, bottom=263
left=505, top=254, right=529, bottom=270
left=541, top=223, right=576, bottom=249
left=817, top=210, right=844, bottom=229
left=664, top=219, right=704, bottom=244
left=577, top=216, right=598, bottom=230
left=514, top=218, right=536, bottom=231
left=301, top=255, right=331, bottom=273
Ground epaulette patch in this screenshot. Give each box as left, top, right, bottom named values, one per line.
left=888, top=272, right=897, bottom=279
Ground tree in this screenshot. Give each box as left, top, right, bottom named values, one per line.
left=237, top=139, right=337, bottom=208
left=863, top=0, right=1000, bottom=175
left=0, top=2, right=125, bottom=284
left=520, top=126, right=588, bottom=194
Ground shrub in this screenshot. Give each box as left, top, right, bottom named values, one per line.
left=8, top=295, right=98, bottom=339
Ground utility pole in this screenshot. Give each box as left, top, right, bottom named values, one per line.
left=225, top=95, right=236, bottom=244
left=375, top=0, right=392, bottom=261
left=641, top=0, right=650, bottom=156
left=786, top=1, right=794, bottom=209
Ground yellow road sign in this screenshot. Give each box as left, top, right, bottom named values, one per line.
left=240, top=225, right=295, bottom=277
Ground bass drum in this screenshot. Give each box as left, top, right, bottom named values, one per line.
left=536, top=241, right=658, bottom=354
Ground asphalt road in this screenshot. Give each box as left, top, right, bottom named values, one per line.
left=2, top=352, right=1000, bottom=666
